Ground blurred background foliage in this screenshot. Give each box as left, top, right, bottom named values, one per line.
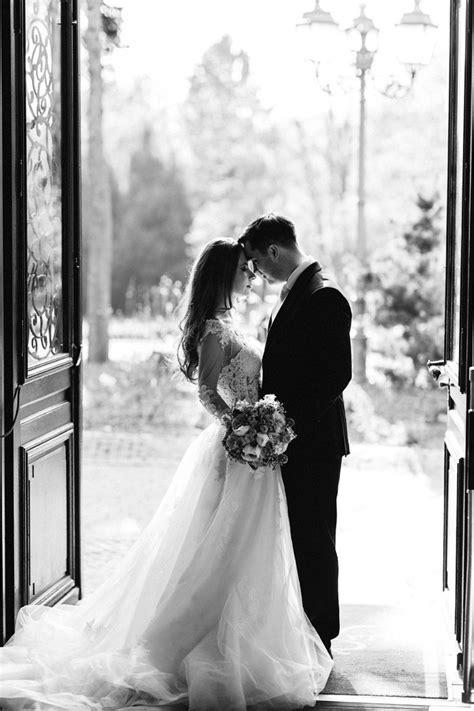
left=81, top=1, right=448, bottom=451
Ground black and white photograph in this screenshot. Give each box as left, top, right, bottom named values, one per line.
left=0, top=0, right=472, bottom=709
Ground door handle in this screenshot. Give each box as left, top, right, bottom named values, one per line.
left=427, top=359, right=449, bottom=387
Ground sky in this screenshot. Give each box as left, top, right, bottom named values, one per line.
left=112, top=0, right=448, bottom=118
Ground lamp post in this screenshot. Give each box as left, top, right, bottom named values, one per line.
left=298, top=1, right=437, bottom=383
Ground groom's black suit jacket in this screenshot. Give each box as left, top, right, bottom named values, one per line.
left=262, top=261, right=351, bottom=456
left=261, top=261, right=352, bottom=644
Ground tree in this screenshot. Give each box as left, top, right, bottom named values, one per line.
left=289, top=109, right=354, bottom=260
left=369, top=193, right=444, bottom=382
left=182, top=36, right=357, bottom=264
left=111, top=128, right=192, bottom=313
left=83, top=1, right=122, bottom=362
left=183, top=36, right=281, bottom=252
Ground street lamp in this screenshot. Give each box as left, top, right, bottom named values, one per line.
left=298, top=2, right=437, bottom=383
left=297, top=1, right=339, bottom=64
left=396, top=1, right=438, bottom=76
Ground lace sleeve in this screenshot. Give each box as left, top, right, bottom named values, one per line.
left=198, top=327, right=231, bottom=422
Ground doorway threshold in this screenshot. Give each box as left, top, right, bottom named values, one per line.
left=323, top=603, right=449, bottom=699
left=316, top=694, right=470, bottom=710
left=315, top=614, right=467, bottom=710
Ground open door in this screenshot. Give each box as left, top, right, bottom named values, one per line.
left=438, top=0, right=474, bottom=700
left=0, top=0, right=81, bottom=643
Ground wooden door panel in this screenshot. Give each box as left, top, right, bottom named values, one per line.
left=444, top=385, right=468, bottom=643
left=21, top=429, right=76, bottom=605
left=21, top=401, right=72, bottom=444
left=455, top=458, right=466, bottom=643
left=28, top=443, right=68, bottom=597
left=445, top=449, right=461, bottom=590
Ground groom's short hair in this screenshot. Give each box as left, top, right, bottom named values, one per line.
left=239, top=213, right=297, bottom=252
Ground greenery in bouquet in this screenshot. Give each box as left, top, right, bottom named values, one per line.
left=222, top=395, right=296, bottom=471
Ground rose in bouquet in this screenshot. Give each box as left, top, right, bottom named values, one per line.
left=222, top=394, right=296, bottom=471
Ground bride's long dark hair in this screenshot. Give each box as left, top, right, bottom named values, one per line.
left=178, top=238, right=242, bottom=382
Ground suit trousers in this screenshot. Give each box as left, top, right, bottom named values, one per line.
left=281, top=436, right=342, bottom=646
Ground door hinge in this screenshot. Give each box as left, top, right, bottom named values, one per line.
left=20, top=318, right=25, bottom=360
left=59, top=0, right=77, bottom=24
left=72, top=343, right=82, bottom=368
left=467, top=409, right=474, bottom=489
left=17, top=158, right=24, bottom=199
left=0, top=383, right=22, bottom=439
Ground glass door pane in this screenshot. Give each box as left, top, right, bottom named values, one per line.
left=25, top=0, right=64, bottom=367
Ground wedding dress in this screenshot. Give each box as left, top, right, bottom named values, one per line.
left=0, top=318, right=332, bottom=710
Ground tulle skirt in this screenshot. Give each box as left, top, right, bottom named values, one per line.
left=0, top=422, right=332, bottom=710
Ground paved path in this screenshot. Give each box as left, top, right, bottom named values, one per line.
left=82, top=430, right=443, bottom=606
left=82, top=427, right=197, bottom=594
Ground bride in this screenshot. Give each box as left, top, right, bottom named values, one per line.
left=0, top=238, right=332, bottom=710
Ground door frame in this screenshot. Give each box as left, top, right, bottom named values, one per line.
left=442, top=0, right=474, bottom=701
left=1, top=0, right=24, bottom=645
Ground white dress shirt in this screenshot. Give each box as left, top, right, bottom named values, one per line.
left=270, top=256, right=316, bottom=324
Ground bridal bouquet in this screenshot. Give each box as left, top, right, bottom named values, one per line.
left=222, top=394, right=296, bottom=471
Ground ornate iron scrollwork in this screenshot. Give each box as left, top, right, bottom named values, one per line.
left=25, top=0, right=63, bottom=364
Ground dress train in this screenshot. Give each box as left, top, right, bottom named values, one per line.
left=0, top=422, right=332, bottom=710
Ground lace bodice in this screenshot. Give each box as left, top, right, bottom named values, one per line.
left=198, top=319, right=261, bottom=420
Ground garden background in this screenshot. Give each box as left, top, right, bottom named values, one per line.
left=80, top=0, right=448, bottom=603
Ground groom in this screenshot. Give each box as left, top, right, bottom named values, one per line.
left=239, top=214, right=352, bottom=655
